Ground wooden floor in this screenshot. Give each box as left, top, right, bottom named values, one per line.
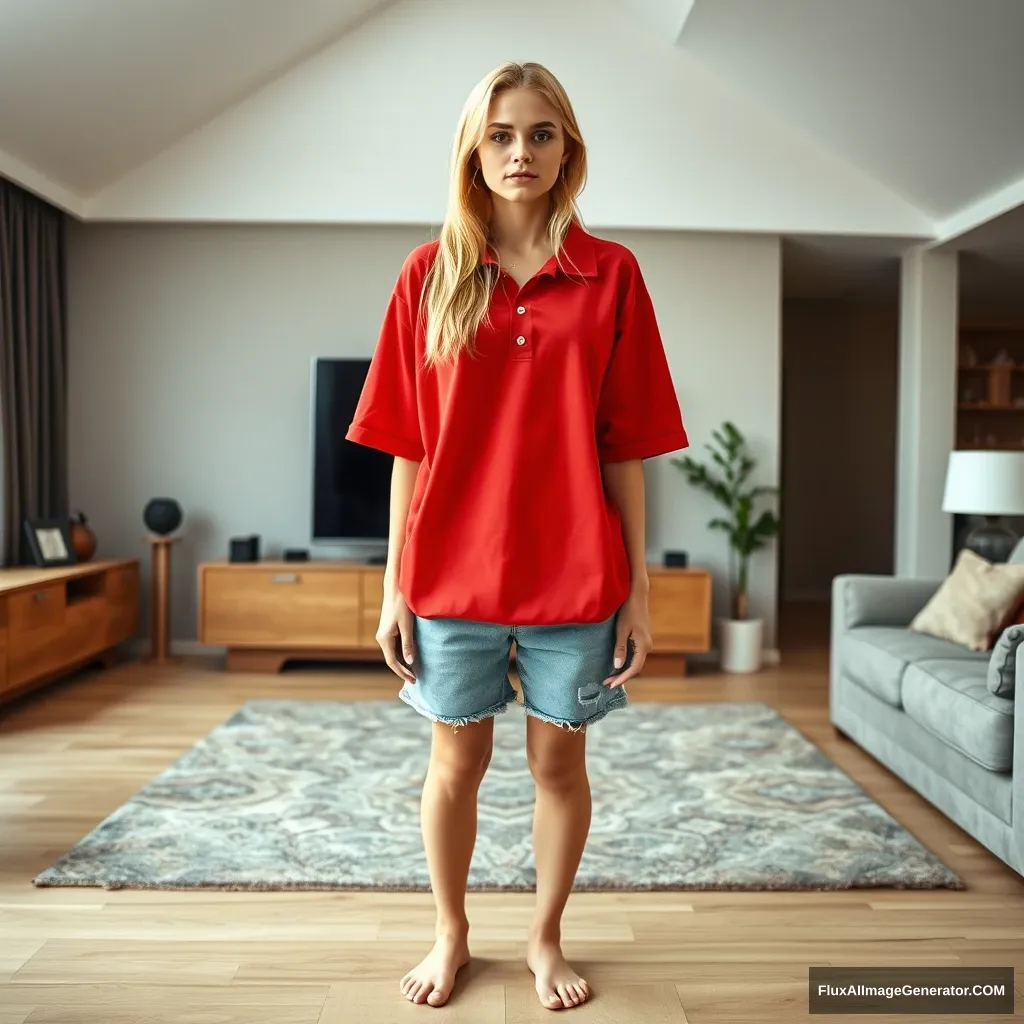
left=1, top=601, right=1021, bottom=1022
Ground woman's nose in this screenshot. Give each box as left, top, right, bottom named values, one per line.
left=512, top=138, right=532, bottom=163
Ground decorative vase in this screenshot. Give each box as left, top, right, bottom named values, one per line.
left=69, top=511, right=97, bottom=562
left=719, top=617, right=764, bottom=673
left=144, top=498, right=183, bottom=536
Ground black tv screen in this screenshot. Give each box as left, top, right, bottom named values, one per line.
left=311, top=357, right=393, bottom=541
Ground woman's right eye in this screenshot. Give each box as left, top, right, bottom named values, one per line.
left=490, top=132, right=509, bottom=144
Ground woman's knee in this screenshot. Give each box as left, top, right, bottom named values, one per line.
left=429, top=718, right=494, bottom=787
left=526, top=722, right=587, bottom=790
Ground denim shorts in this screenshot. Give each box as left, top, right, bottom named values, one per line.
left=398, top=613, right=630, bottom=731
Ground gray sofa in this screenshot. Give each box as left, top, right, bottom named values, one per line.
left=830, top=539, right=1024, bottom=877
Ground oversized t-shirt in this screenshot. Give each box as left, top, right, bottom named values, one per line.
left=345, top=220, right=688, bottom=625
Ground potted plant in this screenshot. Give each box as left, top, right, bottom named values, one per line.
left=671, top=421, right=780, bottom=673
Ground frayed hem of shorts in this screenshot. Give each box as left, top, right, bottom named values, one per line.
left=398, top=688, right=514, bottom=731
left=522, top=690, right=628, bottom=732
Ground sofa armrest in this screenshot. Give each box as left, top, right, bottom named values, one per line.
left=831, top=574, right=943, bottom=632
left=1013, top=656, right=1024, bottom=869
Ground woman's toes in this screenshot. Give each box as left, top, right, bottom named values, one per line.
left=427, top=987, right=449, bottom=1006
left=544, top=990, right=562, bottom=1008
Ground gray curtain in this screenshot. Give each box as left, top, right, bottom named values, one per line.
left=0, top=178, right=68, bottom=566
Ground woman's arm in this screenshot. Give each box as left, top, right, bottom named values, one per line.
left=383, top=456, right=421, bottom=592
left=601, top=459, right=649, bottom=595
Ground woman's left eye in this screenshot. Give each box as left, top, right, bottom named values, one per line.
left=489, top=131, right=553, bottom=144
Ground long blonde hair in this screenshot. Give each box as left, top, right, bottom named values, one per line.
left=419, top=62, right=588, bottom=368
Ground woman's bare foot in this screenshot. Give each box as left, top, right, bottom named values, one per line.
left=527, top=932, right=591, bottom=1010
left=399, top=930, right=471, bottom=1007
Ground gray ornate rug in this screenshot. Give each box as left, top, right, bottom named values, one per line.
left=34, top=699, right=963, bottom=891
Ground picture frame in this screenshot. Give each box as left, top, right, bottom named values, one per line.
left=23, top=518, right=78, bottom=567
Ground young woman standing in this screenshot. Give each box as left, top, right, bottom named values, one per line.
left=347, top=61, right=688, bottom=1011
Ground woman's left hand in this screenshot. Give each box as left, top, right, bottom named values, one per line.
left=603, top=591, right=653, bottom=688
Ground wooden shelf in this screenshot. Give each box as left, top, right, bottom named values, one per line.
left=0, top=559, right=139, bottom=706
left=956, top=329, right=1024, bottom=450
left=959, top=364, right=1024, bottom=372
left=958, top=403, right=1023, bottom=412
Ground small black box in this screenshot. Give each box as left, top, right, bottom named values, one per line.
left=663, top=550, right=688, bottom=568
left=283, top=548, right=309, bottom=562
left=229, top=535, right=260, bottom=562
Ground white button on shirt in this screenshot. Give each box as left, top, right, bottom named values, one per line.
left=516, top=336, right=526, bottom=345
left=517, top=305, right=526, bottom=314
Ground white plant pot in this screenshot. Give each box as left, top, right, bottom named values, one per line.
left=719, top=617, right=764, bottom=673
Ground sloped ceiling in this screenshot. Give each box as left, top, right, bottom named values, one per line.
left=0, top=0, right=392, bottom=195
left=0, top=0, right=1021, bottom=248
left=677, top=0, right=1024, bottom=224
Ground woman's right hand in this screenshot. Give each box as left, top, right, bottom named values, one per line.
left=376, top=582, right=416, bottom=683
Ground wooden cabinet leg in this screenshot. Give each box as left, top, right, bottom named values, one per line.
left=225, top=649, right=288, bottom=673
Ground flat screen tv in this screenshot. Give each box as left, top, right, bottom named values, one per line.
left=311, top=357, right=393, bottom=542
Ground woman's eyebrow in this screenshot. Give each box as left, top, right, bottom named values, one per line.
left=487, top=121, right=558, bottom=130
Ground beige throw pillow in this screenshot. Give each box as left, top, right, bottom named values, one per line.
left=910, top=548, right=1024, bottom=651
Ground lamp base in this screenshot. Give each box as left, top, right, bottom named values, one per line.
left=963, top=517, right=1018, bottom=564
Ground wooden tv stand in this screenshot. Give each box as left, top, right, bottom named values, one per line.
left=198, top=560, right=711, bottom=675
left=0, top=559, right=139, bottom=706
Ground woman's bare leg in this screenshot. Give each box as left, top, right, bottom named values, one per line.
left=400, top=717, right=493, bottom=1007
left=525, top=716, right=592, bottom=1010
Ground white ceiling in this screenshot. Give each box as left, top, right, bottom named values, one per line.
left=0, top=0, right=1022, bottom=298
left=0, top=0, right=391, bottom=194
left=677, top=0, right=1024, bottom=222
left=1, top=0, right=1021, bottom=226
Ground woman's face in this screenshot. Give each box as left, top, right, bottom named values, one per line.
left=474, top=88, right=569, bottom=203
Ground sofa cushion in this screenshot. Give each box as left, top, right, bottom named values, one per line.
left=910, top=548, right=1024, bottom=651
left=902, top=659, right=1014, bottom=772
left=987, top=625, right=1023, bottom=698
left=840, top=627, right=989, bottom=708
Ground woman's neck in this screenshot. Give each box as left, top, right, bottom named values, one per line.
left=487, top=199, right=552, bottom=253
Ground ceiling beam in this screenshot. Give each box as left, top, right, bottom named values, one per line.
left=929, top=173, right=1024, bottom=249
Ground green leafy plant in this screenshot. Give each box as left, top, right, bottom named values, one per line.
left=671, top=421, right=780, bottom=621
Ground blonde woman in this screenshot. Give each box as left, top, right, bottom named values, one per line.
left=347, top=61, right=688, bottom=1011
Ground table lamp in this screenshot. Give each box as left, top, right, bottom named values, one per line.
left=942, top=450, right=1024, bottom=563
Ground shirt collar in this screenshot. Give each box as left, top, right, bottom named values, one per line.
left=481, top=219, right=598, bottom=279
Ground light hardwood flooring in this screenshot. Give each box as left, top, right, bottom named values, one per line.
left=1, top=602, right=1021, bottom=1022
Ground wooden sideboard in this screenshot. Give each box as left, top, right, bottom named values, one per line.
left=0, top=559, right=139, bottom=706
left=198, top=560, right=711, bottom=675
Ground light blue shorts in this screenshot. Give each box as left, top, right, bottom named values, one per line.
left=398, top=613, right=630, bottom=731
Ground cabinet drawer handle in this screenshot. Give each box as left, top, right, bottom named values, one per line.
left=270, top=574, right=300, bottom=584
left=32, top=590, right=49, bottom=603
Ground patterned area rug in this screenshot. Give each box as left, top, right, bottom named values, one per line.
left=34, top=699, right=963, bottom=891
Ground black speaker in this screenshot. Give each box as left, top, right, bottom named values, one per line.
left=229, top=535, right=260, bottom=562
left=663, top=550, right=688, bottom=568
left=283, top=548, right=309, bottom=562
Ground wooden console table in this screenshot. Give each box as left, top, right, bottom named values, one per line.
left=198, top=561, right=711, bottom=675
left=0, top=559, right=139, bottom=706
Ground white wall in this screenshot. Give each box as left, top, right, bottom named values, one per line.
left=67, top=222, right=781, bottom=652
left=82, top=0, right=929, bottom=238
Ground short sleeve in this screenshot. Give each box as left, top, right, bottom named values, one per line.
left=595, top=254, right=689, bottom=462
left=345, top=262, right=425, bottom=462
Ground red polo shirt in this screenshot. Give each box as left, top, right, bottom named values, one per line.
left=346, top=220, right=688, bottom=625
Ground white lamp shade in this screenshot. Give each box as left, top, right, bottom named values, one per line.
left=942, top=451, right=1024, bottom=516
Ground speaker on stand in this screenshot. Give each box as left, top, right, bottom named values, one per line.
left=143, top=498, right=184, bottom=666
